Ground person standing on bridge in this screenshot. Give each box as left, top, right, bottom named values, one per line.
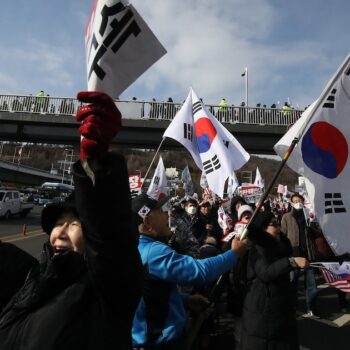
left=0, top=91, right=143, bottom=350
left=218, top=98, right=229, bottom=122
left=34, top=90, right=45, bottom=113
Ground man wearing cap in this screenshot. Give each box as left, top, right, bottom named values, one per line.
left=131, top=193, right=247, bottom=349
left=0, top=92, right=143, bottom=350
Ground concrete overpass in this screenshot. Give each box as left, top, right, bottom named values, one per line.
left=0, top=94, right=302, bottom=154
left=0, top=159, right=71, bottom=186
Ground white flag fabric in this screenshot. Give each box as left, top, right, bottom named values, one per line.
left=163, top=91, right=202, bottom=169
left=227, top=172, right=239, bottom=198
left=200, top=171, right=208, bottom=189
left=147, top=156, right=168, bottom=200
left=181, top=165, right=194, bottom=196
left=274, top=54, right=350, bottom=255
left=164, top=88, right=250, bottom=197
left=253, top=166, right=264, bottom=189
left=85, top=0, right=166, bottom=98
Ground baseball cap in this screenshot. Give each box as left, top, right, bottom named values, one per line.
left=131, top=193, right=170, bottom=222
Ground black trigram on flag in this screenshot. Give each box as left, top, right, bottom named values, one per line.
left=192, top=101, right=202, bottom=115
left=345, top=65, right=350, bottom=76
left=88, top=2, right=141, bottom=80
left=324, top=193, right=347, bottom=214
left=183, top=123, right=194, bottom=141
left=322, top=88, right=337, bottom=109
left=223, top=140, right=229, bottom=148
left=203, top=155, right=221, bottom=175
left=154, top=176, right=160, bottom=185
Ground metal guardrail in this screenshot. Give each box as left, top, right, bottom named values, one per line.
left=0, top=93, right=302, bottom=126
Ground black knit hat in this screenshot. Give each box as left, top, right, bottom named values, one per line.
left=41, top=193, right=79, bottom=235
left=253, top=211, right=275, bottom=229
left=230, top=196, right=246, bottom=213
left=131, top=193, right=170, bottom=224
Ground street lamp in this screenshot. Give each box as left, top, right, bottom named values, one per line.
left=241, top=67, right=248, bottom=107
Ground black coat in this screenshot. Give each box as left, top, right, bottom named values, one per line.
left=241, top=227, right=298, bottom=350
left=0, top=154, right=143, bottom=350
left=0, top=242, right=38, bottom=312
left=194, top=212, right=222, bottom=243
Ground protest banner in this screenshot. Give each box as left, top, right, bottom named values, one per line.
left=129, top=174, right=142, bottom=198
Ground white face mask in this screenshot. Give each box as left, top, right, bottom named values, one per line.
left=292, top=202, right=304, bottom=210
left=185, top=206, right=197, bottom=215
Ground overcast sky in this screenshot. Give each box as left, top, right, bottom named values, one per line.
left=0, top=0, right=349, bottom=108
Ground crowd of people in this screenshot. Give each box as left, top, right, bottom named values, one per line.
left=0, top=91, right=347, bottom=350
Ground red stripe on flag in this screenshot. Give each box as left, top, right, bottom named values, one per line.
left=319, top=267, right=350, bottom=293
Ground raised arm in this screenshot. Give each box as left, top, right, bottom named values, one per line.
left=74, top=91, right=143, bottom=320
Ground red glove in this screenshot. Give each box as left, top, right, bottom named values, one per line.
left=76, top=91, right=121, bottom=160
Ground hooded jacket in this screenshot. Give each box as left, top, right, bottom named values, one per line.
left=0, top=153, right=143, bottom=350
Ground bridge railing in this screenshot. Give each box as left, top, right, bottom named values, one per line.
left=0, top=94, right=302, bottom=126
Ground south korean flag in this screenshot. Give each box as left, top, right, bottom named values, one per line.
left=191, top=89, right=249, bottom=198
left=138, top=205, right=150, bottom=219
left=274, top=54, right=350, bottom=255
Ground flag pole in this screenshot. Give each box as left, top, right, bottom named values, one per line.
left=240, top=136, right=299, bottom=239
left=184, top=137, right=300, bottom=350
left=186, top=54, right=350, bottom=348
left=140, top=138, right=165, bottom=189
left=241, top=53, right=350, bottom=239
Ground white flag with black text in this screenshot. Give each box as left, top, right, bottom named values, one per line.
left=85, top=0, right=166, bottom=98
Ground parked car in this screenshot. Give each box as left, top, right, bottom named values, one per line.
left=0, top=190, right=34, bottom=219
left=38, top=197, right=49, bottom=206
left=43, top=196, right=65, bottom=207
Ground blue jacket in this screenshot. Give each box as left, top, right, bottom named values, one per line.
left=132, top=235, right=237, bottom=347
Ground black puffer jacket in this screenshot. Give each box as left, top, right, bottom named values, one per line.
left=241, top=227, right=298, bottom=350
left=0, top=242, right=38, bottom=312
left=0, top=154, right=143, bottom=350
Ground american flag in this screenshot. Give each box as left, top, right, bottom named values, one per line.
left=313, top=262, right=350, bottom=293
